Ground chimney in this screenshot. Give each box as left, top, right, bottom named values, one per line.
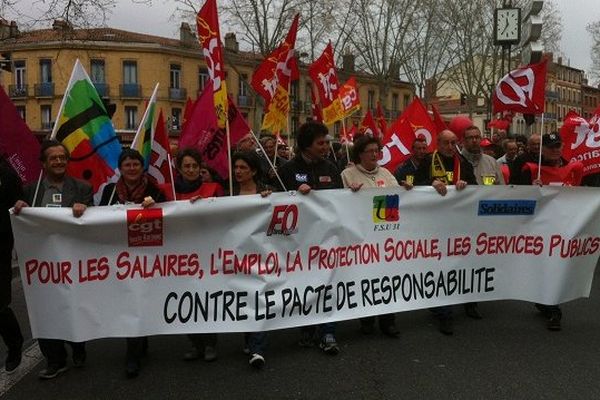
left=179, top=22, right=196, bottom=47
left=557, top=56, right=563, bottom=65
left=342, top=50, right=355, bottom=73
left=52, top=19, right=73, bottom=31
left=224, top=32, right=239, bottom=52
left=9, top=20, right=19, bottom=38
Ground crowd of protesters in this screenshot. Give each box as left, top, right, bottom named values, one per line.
left=1, top=118, right=591, bottom=380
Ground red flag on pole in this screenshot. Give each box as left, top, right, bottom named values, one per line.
left=310, top=84, right=323, bottom=122
left=430, top=104, right=447, bottom=134
left=148, top=109, right=173, bottom=186
left=0, top=85, right=42, bottom=184
left=309, top=43, right=344, bottom=125
left=196, top=0, right=228, bottom=128
left=379, top=97, right=438, bottom=173
left=359, top=110, right=379, bottom=137
left=493, top=59, right=547, bottom=114
left=376, top=101, right=387, bottom=137
left=560, top=107, right=600, bottom=176
left=179, top=82, right=250, bottom=180
left=339, top=76, right=360, bottom=117
left=251, top=14, right=299, bottom=133
left=182, top=97, right=194, bottom=131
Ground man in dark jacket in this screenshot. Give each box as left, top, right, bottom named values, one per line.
left=13, top=140, right=92, bottom=379
left=0, top=156, right=24, bottom=373
left=278, top=121, right=342, bottom=354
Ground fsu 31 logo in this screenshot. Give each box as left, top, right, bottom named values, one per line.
left=372, top=195, right=399, bottom=223
left=127, top=208, right=163, bottom=247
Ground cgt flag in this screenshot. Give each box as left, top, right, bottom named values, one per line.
left=560, top=107, right=600, bottom=176
left=148, top=109, right=173, bottom=186
left=197, top=0, right=228, bottom=128
left=378, top=97, right=437, bottom=173
left=309, top=43, right=344, bottom=125
left=251, top=14, right=299, bottom=134
left=359, top=110, right=379, bottom=137
left=376, top=101, right=387, bottom=137
left=0, top=85, right=42, bottom=184
left=51, top=59, right=121, bottom=198
left=339, top=76, right=360, bottom=117
left=493, top=59, right=547, bottom=114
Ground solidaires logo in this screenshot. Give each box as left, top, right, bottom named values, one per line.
left=372, top=195, right=399, bottom=223
left=477, top=200, right=536, bottom=216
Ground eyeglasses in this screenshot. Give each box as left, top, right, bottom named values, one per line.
left=47, top=155, right=68, bottom=162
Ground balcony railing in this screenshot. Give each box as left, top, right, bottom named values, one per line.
left=120, top=83, right=141, bottom=98
left=93, top=83, right=110, bottom=98
left=169, top=87, right=187, bottom=101
left=9, top=84, right=27, bottom=98
left=237, top=95, right=253, bottom=108
left=34, top=82, right=54, bottom=97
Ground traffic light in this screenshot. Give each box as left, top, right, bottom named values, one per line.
left=0, top=52, right=11, bottom=72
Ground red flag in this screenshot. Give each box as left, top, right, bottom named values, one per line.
left=379, top=97, right=437, bottom=173
left=309, top=43, right=344, bottom=125
left=197, top=0, right=228, bottom=128
left=310, top=84, right=323, bottom=122
left=487, top=119, right=510, bottom=130
left=560, top=108, right=600, bottom=176
left=251, top=14, right=299, bottom=133
left=179, top=81, right=250, bottom=180
left=359, top=110, right=379, bottom=137
left=341, top=124, right=357, bottom=144
left=148, top=109, right=173, bottom=186
left=339, top=76, right=360, bottom=117
left=0, top=85, right=42, bottom=184
left=182, top=97, right=194, bottom=131
left=430, top=104, right=447, bottom=134
left=376, top=101, right=387, bottom=137
left=493, top=59, right=547, bottom=114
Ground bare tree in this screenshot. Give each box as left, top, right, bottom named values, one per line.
left=587, top=20, right=600, bottom=84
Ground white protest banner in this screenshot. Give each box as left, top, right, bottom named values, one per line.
left=11, top=186, right=600, bottom=342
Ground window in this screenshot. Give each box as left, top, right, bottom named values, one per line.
left=16, top=106, right=26, bottom=120
left=171, top=108, right=181, bottom=130
left=39, top=59, right=52, bottom=83
left=199, top=67, right=209, bottom=92
left=41, top=105, right=52, bottom=130
left=14, top=60, right=25, bottom=86
left=90, top=59, right=105, bottom=83
left=123, top=61, right=137, bottom=84
left=125, top=106, right=137, bottom=130
left=238, top=73, right=248, bottom=97
left=367, top=90, right=375, bottom=110
left=170, top=64, right=181, bottom=89
left=392, top=93, right=399, bottom=111
left=403, top=94, right=411, bottom=110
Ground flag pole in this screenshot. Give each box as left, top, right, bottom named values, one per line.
left=31, top=170, right=44, bottom=207
left=273, top=131, right=279, bottom=166
left=341, top=118, right=350, bottom=163
left=536, top=113, right=545, bottom=181
left=226, top=117, right=233, bottom=196
left=251, top=129, right=287, bottom=191
left=167, top=153, right=176, bottom=200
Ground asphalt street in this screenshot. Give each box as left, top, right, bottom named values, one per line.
left=2, top=262, right=600, bottom=400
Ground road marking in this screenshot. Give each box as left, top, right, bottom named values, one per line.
left=0, top=342, right=43, bottom=396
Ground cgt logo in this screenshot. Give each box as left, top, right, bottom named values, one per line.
left=478, top=200, right=536, bottom=216
left=373, top=195, right=399, bottom=223
left=267, top=204, right=299, bottom=236
left=127, top=208, right=164, bottom=247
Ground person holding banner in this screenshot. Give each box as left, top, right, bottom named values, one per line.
left=0, top=156, right=24, bottom=374
left=13, top=140, right=92, bottom=379
left=394, top=136, right=428, bottom=187
left=413, top=130, right=478, bottom=335
left=99, top=148, right=166, bottom=378
left=278, top=121, right=343, bottom=355
left=341, top=135, right=400, bottom=338
left=230, top=151, right=272, bottom=368
left=461, top=126, right=505, bottom=186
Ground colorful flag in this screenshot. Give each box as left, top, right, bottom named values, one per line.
left=51, top=59, right=121, bottom=196
left=309, top=43, right=344, bottom=125
left=493, top=59, right=547, bottom=114
left=130, top=83, right=159, bottom=169
left=359, top=110, right=379, bottom=136
left=179, top=81, right=250, bottom=179
left=148, top=109, right=173, bottom=186
left=376, top=101, right=387, bottom=137
left=0, top=85, right=42, bottom=184
left=197, top=0, right=228, bottom=128
left=560, top=108, right=600, bottom=176
left=339, top=76, right=360, bottom=117
left=378, top=97, right=437, bottom=173
left=251, top=14, right=299, bottom=133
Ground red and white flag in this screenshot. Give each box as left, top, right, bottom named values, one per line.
left=309, top=43, right=344, bottom=125
left=359, top=110, right=379, bottom=137
left=493, top=59, right=547, bottom=114
left=148, top=109, right=173, bottom=186
left=560, top=107, right=600, bottom=176
left=378, top=97, right=437, bottom=173
left=339, top=76, right=360, bottom=117
left=310, top=84, right=323, bottom=122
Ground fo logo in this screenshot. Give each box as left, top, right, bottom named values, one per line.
left=127, top=208, right=163, bottom=247
left=372, top=195, right=399, bottom=223
left=267, top=204, right=299, bottom=236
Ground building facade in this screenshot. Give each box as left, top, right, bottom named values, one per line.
left=0, top=19, right=414, bottom=143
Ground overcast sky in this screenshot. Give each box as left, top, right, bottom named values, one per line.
left=7, top=0, right=600, bottom=74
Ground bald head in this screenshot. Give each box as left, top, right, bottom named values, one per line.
left=437, top=130, right=458, bottom=157
left=527, top=133, right=541, bottom=156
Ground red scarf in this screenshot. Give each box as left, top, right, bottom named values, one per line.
left=116, top=176, right=149, bottom=203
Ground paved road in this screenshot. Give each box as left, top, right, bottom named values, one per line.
left=2, top=263, right=600, bottom=400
